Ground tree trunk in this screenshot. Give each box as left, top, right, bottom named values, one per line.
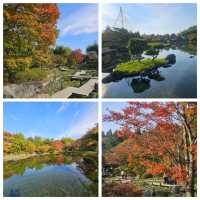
left=183, top=124, right=195, bottom=197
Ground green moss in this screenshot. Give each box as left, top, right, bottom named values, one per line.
left=114, top=58, right=166, bottom=74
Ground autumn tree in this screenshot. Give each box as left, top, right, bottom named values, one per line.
left=61, top=137, right=74, bottom=147
left=3, top=3, right=59, bottom=81
left=52, top=140, right=64, bottom=152
left=69, top=49, right=85, bottom=65
left=25, top=140, right=36, bottom=153
left=104, top=102, right=197, bottom=197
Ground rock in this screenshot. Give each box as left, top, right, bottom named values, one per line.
left=4, top=82, right=42, bottom=98
left=165, top=54, right=176, bottom=64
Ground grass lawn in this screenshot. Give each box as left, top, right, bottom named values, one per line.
left=147, top=42, right=170, bottom=48
left=114, top=58, right=166, bottom=74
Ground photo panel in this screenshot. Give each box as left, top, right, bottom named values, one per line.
left=3, top=3, right=99, bottom=99
left=102, top=3, right=197, bottom=98
left=3, top=101, right=98, bottom=197
left=102, top=101, right=197, bottom=197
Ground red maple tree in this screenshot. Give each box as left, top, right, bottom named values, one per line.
left=104, top=102, right=197, bottom=197
left=52, top=140, right=64, bottom=152
left=70, top=49, right=85, bottom=64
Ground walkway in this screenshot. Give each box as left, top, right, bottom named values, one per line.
left=52, top=78, right=98, bottom=98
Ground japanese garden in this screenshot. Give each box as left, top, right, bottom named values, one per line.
left=3, top=102, right=98, bottom=196
left=102, top=4, right=197, bottom=98
left=102, top=102, right=197, bottom=197
left=4, top=4, right=98, bottom=98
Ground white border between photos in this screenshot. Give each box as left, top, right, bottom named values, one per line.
left=1, top=0, right=199, bottom=199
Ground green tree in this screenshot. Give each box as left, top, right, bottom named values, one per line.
left=25, top=140, right=36, bottom=153
left=62, top=137, right=74, bottom=147
left=86, top=43, right=98, bottom=54
left=145, top=49, right=159, bottom=60
left=11, top=133, right=26, bottom=153
left=127, top=38, right=147, bottom=61
left=53, top=46, right=72, bottom=66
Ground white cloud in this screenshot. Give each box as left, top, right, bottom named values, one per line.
left=102, top=4, right=119, bottom=30
left=10, top=114, right=20, bottom=121
left=59, top=5, right=98, bottom=36
left=56, top=103, right=69, bottom=114
left=60, top=104, right=98, bottom=139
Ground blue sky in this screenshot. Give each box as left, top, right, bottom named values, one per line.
left=4, top=102, right=98, bottom=139
left=103, top=3, right=197, bottom=34
left=56, top=3, right=98, bottom=52
left=103, top=102, right=127, bottom=133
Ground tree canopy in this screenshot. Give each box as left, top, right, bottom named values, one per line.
left=4, top=3, right=59, bottom=80
left=103, top=102, right=197, bottom=197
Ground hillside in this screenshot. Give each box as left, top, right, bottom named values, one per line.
left=178, top=25, right=197, bottom=43
left=72, top=125, right=98, bottom=152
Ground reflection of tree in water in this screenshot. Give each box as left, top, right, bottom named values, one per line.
left=131, top=77, right=150, bottom=93
left=130, top=69, right=166, bottom=93
left=4, top=154, right=80, bottom=179
left=177, top=44, right=197, bottom=56
left=148, top=70, right=165, bottom=81
left=77, top=153, right=98, bottom=195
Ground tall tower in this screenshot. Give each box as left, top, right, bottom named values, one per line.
left=113, top=6, right=125, bottom=29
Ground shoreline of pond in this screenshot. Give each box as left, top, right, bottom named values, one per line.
left=4, top=150, right=95, bottom=162
left=4, top=153, right=52, bottom=162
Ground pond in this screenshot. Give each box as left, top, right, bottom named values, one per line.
left=4, top=154, right=98, bottom=197
left=102, top=47, right=197, bottom=98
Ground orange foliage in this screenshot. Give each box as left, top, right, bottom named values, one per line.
left=52, top=140, right=64, bottom=152
left=70, top=49, right=85, bottom=64
left=104, top=102, right=197, bottom=184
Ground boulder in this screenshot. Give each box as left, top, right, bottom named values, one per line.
left=4, top=83, right=42, bottom=98
left=165, top=54, right=176, bottom=64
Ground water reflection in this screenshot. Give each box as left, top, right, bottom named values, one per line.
left=103, top=48, right=197, bottom=98
left=177, top=44, right=197, bottom=55
left=4, top=154, right=98, bottom=197
left=4, top=154, right=76, bottom=179
left=148, top=70, right=165, bottom=81
left=131, top=78, right=150, bottom=93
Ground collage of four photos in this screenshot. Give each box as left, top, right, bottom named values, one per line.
left=2, top=1, right=198, bottom=198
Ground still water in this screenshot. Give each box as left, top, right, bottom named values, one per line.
left=103, top=48, right=197, bottom=98
left=4, top=154, right=98, bottom=197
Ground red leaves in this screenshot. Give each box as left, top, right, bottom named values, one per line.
left=103, top=110, right=123, bottom=122
left=116, top=130, right=125, bottom=138
left=156, top=122, right=174, bottom=134
left=104, top=102, right=197, bottom=185
left=70, top=49, right=85, bottom=64
left=170, top=164, right=187, bottom=183
left=143, top=161, right=165, bottom=175
left=52, top=140, right=64, bottom=151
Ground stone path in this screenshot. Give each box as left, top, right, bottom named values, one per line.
left=51, top=78, right=98, bottom=98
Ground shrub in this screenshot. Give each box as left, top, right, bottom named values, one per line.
left=103, top=182, right=143, bottom=197
left=15, top=68, right=47, bottom=83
